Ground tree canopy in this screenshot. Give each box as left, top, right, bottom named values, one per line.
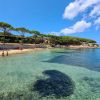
left=0, top=21, right=97, bottom=45
left=0, top=22, right=13, bottom=31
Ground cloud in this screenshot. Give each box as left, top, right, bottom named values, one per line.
left=60, top=20, right=91, bottom=35
left=50, top=0, right=100, bottom=36
left=89, top=4, right=100, bottom=17
left=49, top=32, right=61, bottom=36
left=63, top=0, right=100, bottom=19
left=94, top=17, right=100, bottom=25
left=94, top=17, right=100, bottom=30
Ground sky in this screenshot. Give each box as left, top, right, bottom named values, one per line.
left=0, top=0, right=100, bottom=43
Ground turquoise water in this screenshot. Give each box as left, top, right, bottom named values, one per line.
left=0, top=48, right=100, bottom=100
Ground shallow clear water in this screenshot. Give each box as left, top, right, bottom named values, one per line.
left=0, top=48, right=100, bottom=100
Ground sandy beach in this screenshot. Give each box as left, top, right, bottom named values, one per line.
left=0, top=43, right=49, bottom=56
left=0, top=48, right=47, bottom=56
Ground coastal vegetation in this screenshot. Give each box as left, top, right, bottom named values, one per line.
left=0, top=21, right=98, bottom=56
left=0, top=22, right=97, bottom=45
left=48, top=35, right=96, bottom=46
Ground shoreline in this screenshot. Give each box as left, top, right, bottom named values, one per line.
left=0, top=48, right=47, bottom=56
left=0, top=47, right=99, bottom=57
left=0, top=43, right=100, bottom=56
left=66, top=45, right=100, bottom=49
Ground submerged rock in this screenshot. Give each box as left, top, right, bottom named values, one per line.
left=33, top=70, right=75, bottom=98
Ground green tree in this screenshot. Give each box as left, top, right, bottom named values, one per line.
left=15, top=27, right=31, bottom=50
left=0, top=22, right=13, bottom=56
left=31, top=30, right=41, bottom=44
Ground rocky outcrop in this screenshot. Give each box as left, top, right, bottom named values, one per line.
left=33, top=70, right=75, bottom=98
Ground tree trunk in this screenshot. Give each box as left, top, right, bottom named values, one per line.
left=20, top=32, right=24, bottom=50
left=2, top=29, right=6, bottom=56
